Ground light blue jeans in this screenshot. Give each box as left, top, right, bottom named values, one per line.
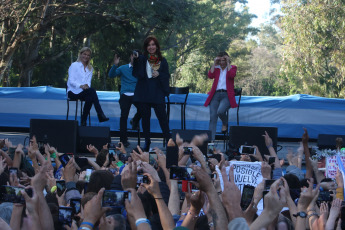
left=209, top=91, right=230, bottom=140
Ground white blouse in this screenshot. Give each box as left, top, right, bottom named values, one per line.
left=67, top=62, right=93, bottom=94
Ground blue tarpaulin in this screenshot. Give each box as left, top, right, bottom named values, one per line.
left=1, top=86, right=345, bottom=139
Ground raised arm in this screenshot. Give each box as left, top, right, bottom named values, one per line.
left=302, top=128, right=313, bottom=179
left=143, top=173, right=175, bottom=230
left=192, top=165, right=228, bottom=230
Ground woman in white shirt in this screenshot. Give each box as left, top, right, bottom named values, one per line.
left=67, top=47, right=109, bottom=126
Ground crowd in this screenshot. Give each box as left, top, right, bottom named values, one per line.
left=0, top=127, right=344, bottom=230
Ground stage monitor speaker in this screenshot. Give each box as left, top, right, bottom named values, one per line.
left=30, top=119, right=78, bottom=154
left=229, top=126, right=278, bottom=156
left=78, top=126, right=111, bottom=153
left=317, top=134, right=345, bottom=150
left=171, top=129, right=211, bottom=155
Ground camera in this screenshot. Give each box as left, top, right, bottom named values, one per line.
left=102, top=190, right=131, bottom=208
left=183, top=147, right=193, bottom=155
left=143, top=175, right=149, bottom=184
left=239, top=145, right=256, bottom=155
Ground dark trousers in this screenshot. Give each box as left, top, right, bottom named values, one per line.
left=139, top=102, right=170, bottom=143
left=68, top=88, right=104, bottom=122
left=119, top=94, right=141, bottom=142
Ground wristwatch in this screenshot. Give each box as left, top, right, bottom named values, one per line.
left=293, top=211, right=307, bottom=218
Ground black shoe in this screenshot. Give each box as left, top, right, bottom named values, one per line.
left=98, top=113, right=109, bottom=123
left=122, top=141, right=130, bottom=148
left=81, top=119, right=86, bottom=126
left=143, top=140, right=151, bottom=152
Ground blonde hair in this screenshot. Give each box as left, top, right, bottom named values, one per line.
left=77, top=47, right=93, bottom=71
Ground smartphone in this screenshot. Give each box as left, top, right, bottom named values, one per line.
left=137, top=175, right=144, bottom=184
left=85, top=169, right=92, bottom=182
left=102, top=190, right=131, bottom=208
left=240, top=185, right=255, bottom=211
left=8, top=147, right=16, bottom=155
left=58, top=206, right=73, bottom=227
left=59, top=154, right=71, bottom=168
left=9, top=167, right=18, bottom=176
left=169, top=166, right=196, bottom=181
left=268, top=157, right=275, bottom=165
left=239, top=145, right=256, bottom=155
left=74, top=157, right=89, bottom=169
left=143, top=175, right=149, bottom=184
left=0, top=185, right=32, bottom=203
left=56, top=180, right=66, bottom=197
left=149, top=151, right=157, bottom=165
left=264, top=180, right=275, bottom=191
left=208, top=143, right=215, bottom=156
left=183, top=147, right=193, bottom=155
left=109, top=149, right=116, bottom=162
left=70, top=198, right=81, bottom=214
left=318, top=191, right=333, bottom=202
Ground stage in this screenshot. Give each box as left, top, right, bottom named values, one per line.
left=1, top=86, right=345, bottom=139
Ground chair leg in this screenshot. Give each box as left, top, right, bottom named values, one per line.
left=75, top=100, right=78, bottom=120
left=183, top=104, right=186, bottom=130
left=66, top=100, right=70, bottom=120
left=137, top=128, right=140, bottom=146
left=180, top=104, right=183, bottom=130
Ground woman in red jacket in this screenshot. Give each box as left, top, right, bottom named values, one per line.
left=204, top=51, right=238, bottom=140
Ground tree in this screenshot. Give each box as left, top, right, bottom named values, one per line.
left=0, top=0, right=123, bottom=86
left=279, top=0, right=345, bottom=98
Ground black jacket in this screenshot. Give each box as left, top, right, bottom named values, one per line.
left=132, top=55, right=170, bottom=104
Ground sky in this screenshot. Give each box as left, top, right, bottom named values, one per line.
left=239, top=0, right=280, bottom=28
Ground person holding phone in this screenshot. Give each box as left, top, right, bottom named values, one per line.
left=132, top=36, right=170, bottom=151
left=67, top=47, right=109, bottom=126
left=204, top=51, right=237, bottom=140
left=108, top=51, right=142, bottom=148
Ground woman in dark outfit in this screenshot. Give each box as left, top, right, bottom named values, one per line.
left=132, top=36, right=170, bottom=151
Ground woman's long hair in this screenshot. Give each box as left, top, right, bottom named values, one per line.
left=77, top=47, right=93, bottom=71
left=143, top=36, right=163, bottom=60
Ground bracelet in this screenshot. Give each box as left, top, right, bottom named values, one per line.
left=188, top=210, right=199, bottom=218
left=307, top=213, right=319, bottom=219
left=50, top=186, right=57, bottom=193
left=135, top=218, right=150, bottom=227
left=79, top=227, right=91, bottom=230
left=154, top=197, right=164, bottom=199
left=266, top=144, right=273, bottom=148
left=80, top=222, right=94, bottom=229
left=217, top=191, right=222, bottom=195
left=182, top=212, right=187, bottom=216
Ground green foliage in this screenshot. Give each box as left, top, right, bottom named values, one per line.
left=279, top=0, right=345, bottom=98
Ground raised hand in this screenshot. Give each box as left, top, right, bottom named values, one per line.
left=302, top=127, right=309, bottom=144
left=221, top=165, right=242, bottom=220
left=86, top=144, right=99, bottom=156
left=262, top=131, right=273, bottom=147
left=121, top=161, right=137, bottom=190
left=113, top=54, right=120, bottom=66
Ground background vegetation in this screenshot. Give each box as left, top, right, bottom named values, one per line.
left=0, top=0, right=344, bottom=98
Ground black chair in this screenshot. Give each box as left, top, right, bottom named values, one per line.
left=224, top=88, right=242, bottom=150
left=166, top=86, right=189, bottom=130
left=66, top=86, right=91, bottom=126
